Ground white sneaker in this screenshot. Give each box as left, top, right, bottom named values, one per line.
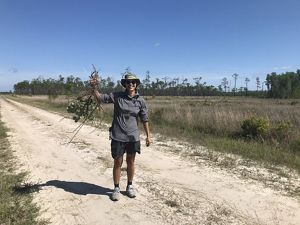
left=126, top=185, right=136, bottom=198
left=111, top=187, right=120, bottom=201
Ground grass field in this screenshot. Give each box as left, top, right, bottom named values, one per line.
left=148, top=96, right=300, bottom=172
left=7, top=94, right=300, bottom=173
left=0, top=105, right=48, bottom=225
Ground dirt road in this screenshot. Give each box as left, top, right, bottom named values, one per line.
left=0, top=97, right=299, bottom=225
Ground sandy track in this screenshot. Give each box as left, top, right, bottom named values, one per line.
left=0, top=97, right=299, bottom=225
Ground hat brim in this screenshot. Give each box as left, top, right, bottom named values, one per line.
left=121, top=79, right=141, bottom=88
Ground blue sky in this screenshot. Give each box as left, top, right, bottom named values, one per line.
left=1, top=0, right=300, bottom=91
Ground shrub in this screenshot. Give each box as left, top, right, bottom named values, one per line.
left=241, top=117, right=270, bottom=139
left=290, top=140, right=300, bottom=154
left=276, top=121, right=292, bottom=131
left=48, top=93, right=58, bottom=102
left=290, top=101, right=298, bottom=105
left=274, top=121, right=292, bottom=140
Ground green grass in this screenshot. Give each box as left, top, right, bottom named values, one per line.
left=0, top=112, right=48, bottom=224
left=145, top=114, right=300, bottom=172
left=203, top=136, right=300, bottom=170
left=6, top=95, right=300, bottom=173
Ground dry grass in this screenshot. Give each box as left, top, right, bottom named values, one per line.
left=145, top=96, right=300, bottom=172
left=147, top=96, right=300, bottom=138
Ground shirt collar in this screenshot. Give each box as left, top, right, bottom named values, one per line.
left=125, top=90, right=139, bottom=99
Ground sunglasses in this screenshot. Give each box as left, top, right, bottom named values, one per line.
left=125, top=80, right=137, bottom=85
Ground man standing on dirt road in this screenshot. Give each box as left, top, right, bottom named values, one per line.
left=90, top=72, right=152, bottom=201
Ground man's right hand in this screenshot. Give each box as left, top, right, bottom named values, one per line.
left=89, top=77, right=99, bottom=90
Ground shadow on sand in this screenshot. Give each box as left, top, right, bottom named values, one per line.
left=14, top=180, right=113, bottom=197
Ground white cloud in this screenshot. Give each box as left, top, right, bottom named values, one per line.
left=272, top=66, right=292, bottom=71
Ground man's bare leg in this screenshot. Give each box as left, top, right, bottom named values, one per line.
left=113, top=156, right=123, bottom=186
left=126, top=153, right=136, bottom=182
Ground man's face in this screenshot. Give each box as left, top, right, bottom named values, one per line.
left=125, top=80, right=137, bottom=91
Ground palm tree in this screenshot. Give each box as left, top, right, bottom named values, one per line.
left=256, top=77, right=261, bottom=91
left=221, top=77, right=229, bottom=93
left=232, top=73, right=239, bottom=95
left=245, top=77, right=250, bottom=95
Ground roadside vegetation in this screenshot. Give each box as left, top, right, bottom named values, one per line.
left=0, top=107, right=47, bottom=225
left=146, top=96, right=300, bottom=172
left=7, top=95, right=300, bottom=173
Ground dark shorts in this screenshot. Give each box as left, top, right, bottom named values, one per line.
left=111, top=139, right=141, bottom=159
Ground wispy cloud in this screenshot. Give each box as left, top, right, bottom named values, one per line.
left=9, top=67, right=18, bottom=73
left=272, top=66, right=292, bottom=71
left=154, top=42, right=160, bottom=47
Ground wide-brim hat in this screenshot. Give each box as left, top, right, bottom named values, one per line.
left=121, top=73, right=141, bottom=87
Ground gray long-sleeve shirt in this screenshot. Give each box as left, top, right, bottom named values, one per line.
left=99, top=91, right=149, bottom=142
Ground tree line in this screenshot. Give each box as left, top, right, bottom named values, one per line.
left=13, top=69, right=300, bottom=98
left=266, top=70, right=300, bottom=98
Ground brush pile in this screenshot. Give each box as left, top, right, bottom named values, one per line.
left=67, top=95, right=98, bottom=122
left=66, top=66, right=102, bottom=142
